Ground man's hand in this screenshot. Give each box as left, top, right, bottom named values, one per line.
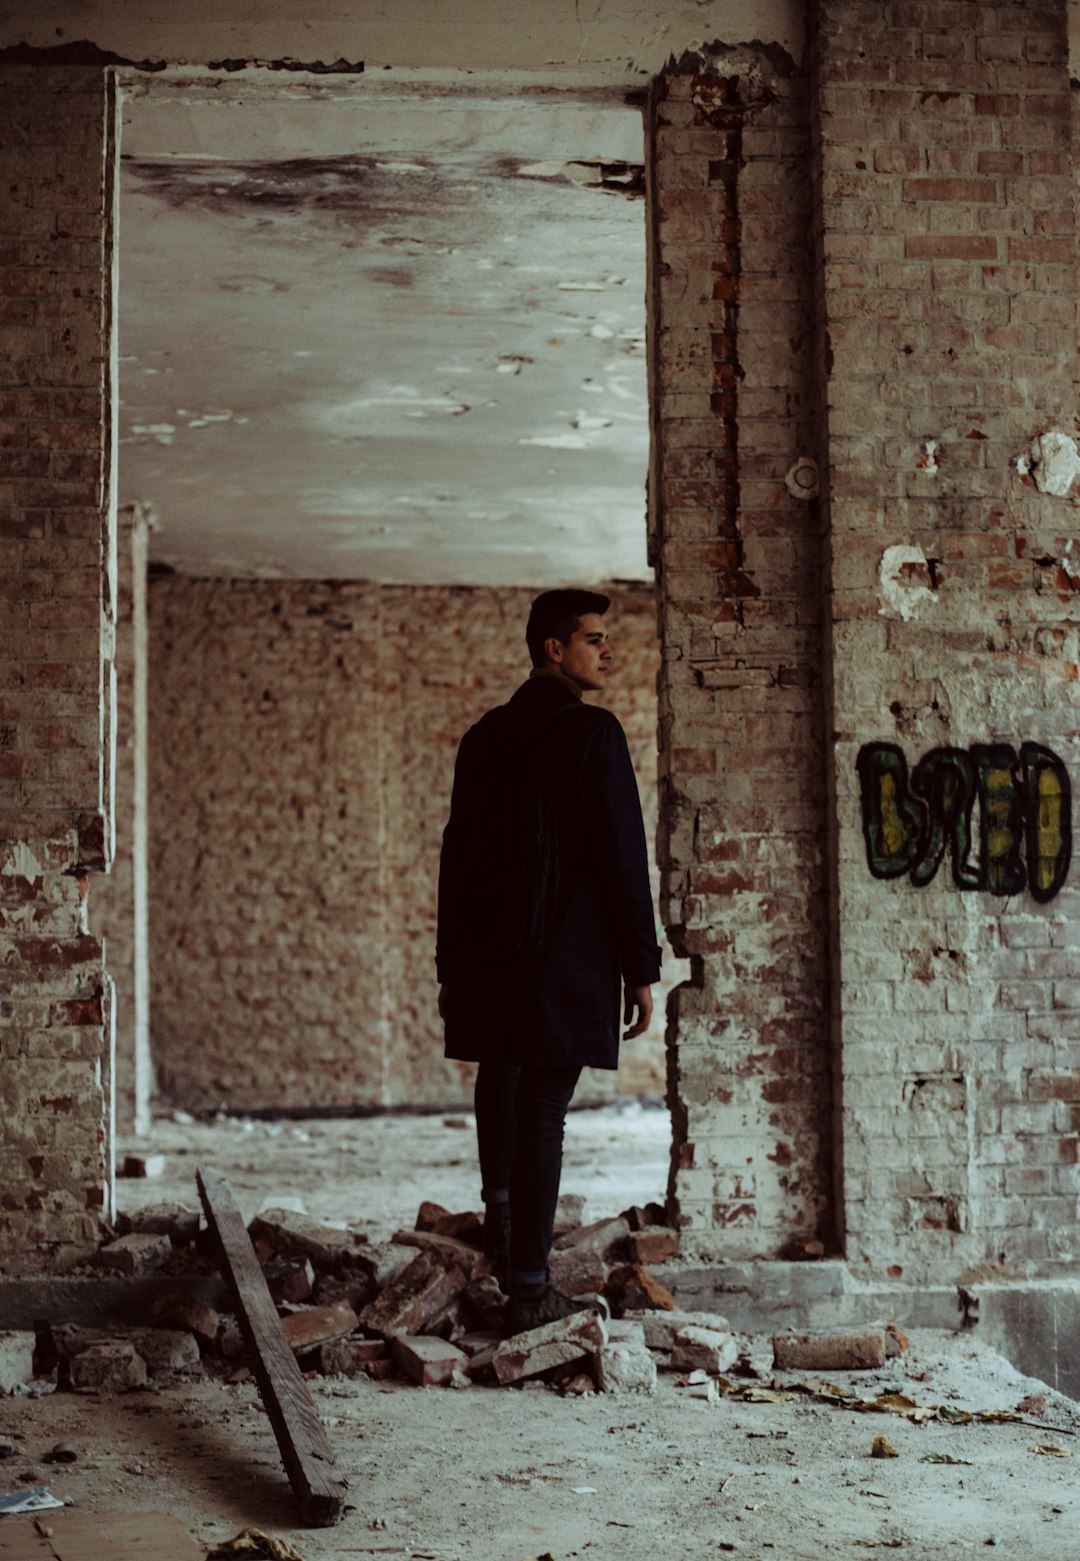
left=623, top=984, right=653, bottom=1039
left=438, top=984, right=450, bottom=1023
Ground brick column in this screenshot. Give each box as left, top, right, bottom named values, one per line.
left=648, top=53, right=833, bottom=1259
left=812, top=1, right=1080, bottom=1278
left=0, top=65, right=117, bottom=1270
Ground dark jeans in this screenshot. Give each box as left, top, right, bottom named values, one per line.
left=474, top=1061, right=581, bottom=1288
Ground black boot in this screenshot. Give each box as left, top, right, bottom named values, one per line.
left=503, top=1283, right=597, bottom=1337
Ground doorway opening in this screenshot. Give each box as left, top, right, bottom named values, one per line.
left=91, top=70, right=683, bottom=1227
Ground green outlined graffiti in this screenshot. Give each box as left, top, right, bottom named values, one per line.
left=856, top=741, right=1071, bottom=902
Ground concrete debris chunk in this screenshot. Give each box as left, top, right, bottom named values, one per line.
left=622, top=1201, right=667, bottom=1232
left=52, top=1324, right=201, bottom=1379
left=314, top=1269, right=376, bottom=1312
left=597, top=1339, right=658, bottom=1394
left=350, top=1241, right=415, bottom=1292
left=492, top=1308, right=607, bottom=1385
left=69, top=1341, right=147, bottom=1394
left=358, top=1249, right=467, bottom=1340
left=392, top=1334, right=469, bottom=1386
left=458, top=1329, right=500, bottom=1358
left=116, top=1202, right=201, bottom=1245
left=431, top=1208, right=483, bottom=1244
left=553, top=1215, right=630, bottom=1260
left=0, top=1332, right=35, bottom=1395
left=622, top=1309, right=731, bottom=1351
left=91, top=1232, right=172, bottom=1275
left=465, top=1342, right=499, bottom=1382
left=424, top=1295, right=470, bottom=1343
left=131, top=1328, right=202, bottom=1376
left=263, top=1255, right=315, bottom=1305
left=671, top=1325, right=739, bottom=1375
left=148, top=1293, right=221, bottom=1344
left=548, top=1245, right=607, bottom=1297
left=772, top=1330, right=887, bottom=1371
left=390, top=1228, right=490, bottom=1282
left=604, top=1262, right=677, bottom=1314
left=553, top=1192, right=587, bottom=1235
left=319, top=1336, right=388, bottom=1377
left=281, top=1301, right=358, bottom=1354
left=247, top=1208, right=368, bottom=1272
left=625, top=1227, right=679, bottom=1265
left=414, top=1201, right=451, bottom=1231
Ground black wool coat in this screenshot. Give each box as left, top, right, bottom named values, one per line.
left=437, top=673, right=662, bottom=1070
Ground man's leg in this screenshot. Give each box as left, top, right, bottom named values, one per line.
left=508, top=1064, right=581, bottom=1293
left=474, top=1062, right=519, bottom=1274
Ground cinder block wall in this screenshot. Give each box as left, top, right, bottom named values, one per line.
left=146, top=578, right=669, bottom=1112
left=0, top=67, right=115, bottom=1273
left=649, top=58, right=833, bottom=1259
left=812, top=0, right=1080, bottom=1279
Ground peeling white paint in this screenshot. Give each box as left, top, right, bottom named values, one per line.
left=1019, top=430, right=1080, bottom=497
left=879, top=543, right=937, bottom=623
left=920, top=438, right=938, bottom=473
left=3, top=842, right=45, bottom=879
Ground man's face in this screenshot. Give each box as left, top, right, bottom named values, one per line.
left=546, top=612, right=613, bottom=693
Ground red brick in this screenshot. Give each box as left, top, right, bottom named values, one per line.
left=904, top=235, right=997, bottom=260
left=901, top=177, right=996, bottom=202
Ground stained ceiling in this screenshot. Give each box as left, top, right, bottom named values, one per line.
left=119, top=82, right=651, bottom=584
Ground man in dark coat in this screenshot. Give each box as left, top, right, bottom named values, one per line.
left=437, top=588, right=661, bottom=1332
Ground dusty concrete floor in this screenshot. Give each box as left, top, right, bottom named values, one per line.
left=4, top=1107, right=1078, bottom=1560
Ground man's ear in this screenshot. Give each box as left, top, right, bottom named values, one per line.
left=543, top=635, right=564, bottom=665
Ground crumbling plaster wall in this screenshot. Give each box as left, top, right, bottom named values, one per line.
left=0, top=66, right=116, bottom=1274
left=0, top=2, right=804, bottom=84
left=649, top=54, right=833, bottom=1261
left=812, top=0, right=1080, bottom=1281
left=146, top=579, right=669, bottom=1113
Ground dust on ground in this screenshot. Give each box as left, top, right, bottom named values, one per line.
left=2, top=1107, right=1076, bottom=1560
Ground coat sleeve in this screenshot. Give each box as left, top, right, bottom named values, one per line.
left=436, top=726, right=478, bottom=984
left=583, top=713, right=662, bottom=988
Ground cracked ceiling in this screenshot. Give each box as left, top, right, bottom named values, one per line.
left=119, top=82, right=650, bottom=585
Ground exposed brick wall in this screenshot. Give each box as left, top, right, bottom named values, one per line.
left=648, top=55, right=833, bottom=1259
left=812, top=0, right=1080, bottom=1278
left=146, top=579, right=670, bottom=1112
left=0, top=66, right=116, bottom=1272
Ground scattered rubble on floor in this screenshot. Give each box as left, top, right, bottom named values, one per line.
left=6, top=1185, right=932, bottom=1412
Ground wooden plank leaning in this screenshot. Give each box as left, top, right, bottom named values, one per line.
left=196, top=1168, right=346, bottom=1528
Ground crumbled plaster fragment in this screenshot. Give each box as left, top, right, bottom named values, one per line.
left=917, top=439, right=938, bottom=473
left=879, top=544, right=937, bottom=622
left=1017, top=431, right=1080, bottom=497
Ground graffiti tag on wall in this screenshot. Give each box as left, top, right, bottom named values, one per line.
left=856, top=742, right=1072, bottom=902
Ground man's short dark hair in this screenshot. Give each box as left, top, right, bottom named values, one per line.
left=526, top=588, right=611, bottom=668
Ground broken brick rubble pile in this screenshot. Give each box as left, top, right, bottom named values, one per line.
left=4, top=1194, right=909, bottom=1398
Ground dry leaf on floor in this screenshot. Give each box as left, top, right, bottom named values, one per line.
left=920, top=1453, right=973, bottom=1465
left=1032, top=1445, right=1072, bottom=1458
left=934, top=1405, right=972, bottom=1425
left=1016, top=1394, right=1047, bottom=1415
left=207, top=1531, right=306, bottom=1561
left=871, top=1435, right=899, bottom=1458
